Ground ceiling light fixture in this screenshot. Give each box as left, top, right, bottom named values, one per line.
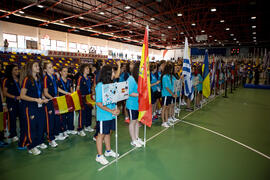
left=201, top=30, right=205, bottom=33
left=230, top=34, right=234, bottom=36
left=252, top=25, right=256, bottom=28
left=225, top=28, right=230, bottom=31
left=18, top=11, right=24, bottom=14
left=59, top=20, right=64, bottom=23
left=180, top=32, right=184, bottom=34
left=168, top=26, right=172, bottom=29
left=211, top=8, right=217, bottom=12
left=177, top=13, right=182, bottom=16
left=251, top=16, right=256, bottom=20
left=233, top=38, right=237, bottom=40
left=220, top=20, right=225, bottom=23
left=79, top=16, right=84, bottom=19
left=150, top=17, right=155, bottom=21
left=191, top=23, right=196, bottom=26
left=108, top=24, right=112, bottom=27
left=37, top=5, right=44, bottom=8
left=125, top=6, right=131, bottom=9
left=252, top=32, right=256, bottom=35
left=99, top=12, right=105, bottom=15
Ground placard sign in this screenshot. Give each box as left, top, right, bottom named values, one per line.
left=174, top=79, right=182, bottom=93
left=102, top=81, right=129, bottom=105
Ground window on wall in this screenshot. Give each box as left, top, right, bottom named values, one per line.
left=17, top=35, right=25, bottom=48
left=69, top=42, right=77, bottom=52
left=3, top=33, right=17, bottom=48
left=56, top=40, right=66, bottom=51
left=77, top=43, right=88, bottom=53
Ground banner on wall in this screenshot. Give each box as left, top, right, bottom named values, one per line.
left=48, top=50, right=108, bottom=59
left=80, top=58, right=94, bottom=64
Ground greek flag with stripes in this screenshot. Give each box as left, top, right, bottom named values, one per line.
left=182, top=37, right=194, bottom=100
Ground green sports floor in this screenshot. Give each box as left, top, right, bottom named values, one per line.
left=0, top=88, right=270, bottom=180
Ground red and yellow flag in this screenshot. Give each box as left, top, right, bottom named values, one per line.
left=138, top=26, right=152, bottom=127
left=52, top=90, right=84, bottom=115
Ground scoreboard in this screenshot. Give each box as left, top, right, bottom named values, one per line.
left=231, top=48, right=240, bottom=55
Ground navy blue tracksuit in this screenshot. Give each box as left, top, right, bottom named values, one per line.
left=58, top=77, right=74, bottom=131
left=44, top=74, right=60, bottom=141
left=22, top=77, right=45, bottom=149
left=77, top=75, right=92, bottom=131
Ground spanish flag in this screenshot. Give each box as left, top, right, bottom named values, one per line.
left=52, top=90, right=83, bottom=115
left=138, top=26, right=152, bottom=127
left=202, top=50, right=211, bottom=98
left=83, top=94, right=96, bottom=108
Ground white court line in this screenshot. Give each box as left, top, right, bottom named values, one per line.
left=98, top=96, right=218, bottom=171
left=180, top=120, right=270, bottom=160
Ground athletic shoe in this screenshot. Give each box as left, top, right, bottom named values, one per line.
left=185, top=108, right=193, bottom=112
left=69, top=130, right=77, bottom=135
left=55, top=133, right=66, bottom=141
left=125, top=117, right=130, bottom=124
left=131, top=140, right=142, bottom=148
left=84, top=127, right=94, bottom=132
left=12, top=136, right=19, bottom=142
left=96, top=155, right=109, bottom=165
left=93, top=137, right=96, bottom=142
left=63, top=131, right=69, bottom=138
left=161, top=122, right=170, bottom=128
left=78, top=130, right=86, bottom=137
left=137, top=138, right=144, bottom=146
left=49, top=140, right=58, bottom=148
left=168, top=117, right=173, bottom=122
left=104, top=150, right=119, bottom=158
left=28, top=147, right=41, bottom=155
left=37, top=143, right=48, bottom=149
left=167, top=121, right=174, bottom=126
left=172, top=117, right=179, bottom=122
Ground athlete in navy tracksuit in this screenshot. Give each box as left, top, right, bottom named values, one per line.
left=43, top=61, right=63, bottom=145
left=2, top=65, right=24, bottom=144
left=58, top=67, right=75, bottom=134
left=76, top=64, right=93, bottom=136
left=20, top=61, right=47, bottom=155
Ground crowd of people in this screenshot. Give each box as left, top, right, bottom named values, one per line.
left=0, top=56, right=266, bottom=165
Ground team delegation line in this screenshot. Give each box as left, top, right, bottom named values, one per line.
left=98, top=94, right=269, bottom=172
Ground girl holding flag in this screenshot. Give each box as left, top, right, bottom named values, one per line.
left=20, top=61, right=48, bottom=155
left=76, top=64, right=94, bottom=137
left=95, top=65, right=119, bottom=165
left=43, top=61, right=63, bottom=148
left=58, top=67, right=76, bottom=135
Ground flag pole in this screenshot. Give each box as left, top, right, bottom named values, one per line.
left=115, top=105, right=118, bottom=161
left=144, top=123, right=146, bottom=147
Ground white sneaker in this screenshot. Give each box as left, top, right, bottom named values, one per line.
left=49, top=140, right=58, bottom=148
left=93, top=137, right=96, bottom=141
left=131, top=140, right=142, bottom=148
left=37, top=143, right=48, bottom=149
left=172, top=117, right=179, bottom=122
left=104, top=150, right=119, bottom=158
left=84, top=126, right=94, bottom=132
left=78, top=130, right=86, bottom=137
left=55, top=133, right=66, bottom=141
left=96, top=155, right=109, bottom=165
left=168, top=117, right=174, bottom=122
left=63, top=131, right=69, bottom=138
left=28, top=147, right=41, bottom=155
left=69, top=130, right=77, bottom=135
left=161, top=122, right=170, bottom=128
left=137, top=138, right=144, bottom=146
left=167, top=121, right=174, bottom=126
left=12, top=136, right=19, bottom=142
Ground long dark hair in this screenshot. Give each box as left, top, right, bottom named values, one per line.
left=97, top=65, right=113, bottom=84
left=161, top=63, right=173, bottom=89
left=132, top=62, right=140, bottom=83
left=79, top=64, right=89, bottom=75
left=5, top=64, right=18, bottom=80
left=26, top=61, right=40, bottom=83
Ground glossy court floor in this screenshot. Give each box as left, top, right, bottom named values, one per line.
left=0, top=88, right=270, bottom=180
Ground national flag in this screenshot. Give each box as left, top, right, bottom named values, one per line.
left=52, top=95, right=75, bottom=115
left=211, top=56, right=216, bottom=90
left=182, top=37, right=194, bottom=100
left=138, top=26, right=152, bottom=127
left=52, top=90, right=84, bottom=115
left=202, top=50, right=211, bottom=98
left=83, top=94, right=96, bottom=108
